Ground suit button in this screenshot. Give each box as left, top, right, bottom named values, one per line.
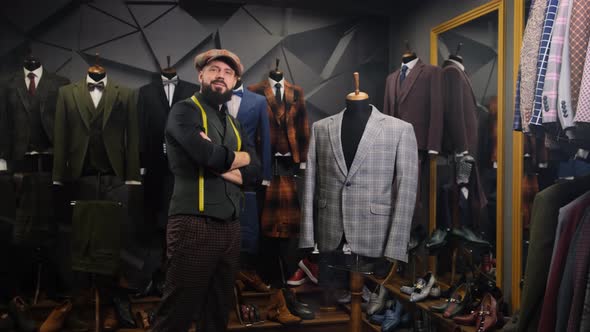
left=345, top=182, right=351, bottom=187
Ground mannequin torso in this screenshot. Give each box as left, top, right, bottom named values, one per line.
left=341, top=98, right=371, bottom=170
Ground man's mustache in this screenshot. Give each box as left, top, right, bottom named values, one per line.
left=211, top=80, right=226, bottom=87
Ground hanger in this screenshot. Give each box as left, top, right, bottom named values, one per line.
left=161, top=55, right=177, bottom=80
left=449, top=42, right=464, bottom=63
left=269, top=58, right=283, bottom=82
left=346, top=72, right=369, bottom=101
left=88, top=53, right=106, bottom=81
left=402, top=40, right=417, bottom=64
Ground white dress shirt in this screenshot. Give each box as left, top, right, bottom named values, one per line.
left=400, top=57, right=419, bottom=76
left=24, top=66, right=43, bottom=90
left=87, top=75, right=107, bottom=108
left=162, top=75, right=177, bottom=107
left=268, top=77, right=285, bottom=101
left=226, top=85, right=243, bottom=118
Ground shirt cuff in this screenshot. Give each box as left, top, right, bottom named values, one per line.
left=262, top=180, right=271, bottom=186
left=0, top=159, right=6, bottom=171
left=428, top=150, right=438, bottom=155
left=299, top=162, right=306, bottom=170
left=125, top=181, right=142, bottom=185
left=53, top=181, right=63, bottom=186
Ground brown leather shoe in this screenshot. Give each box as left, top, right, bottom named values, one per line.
left=40, top=300, right=72, bottom=332
left=453, top=310, right=477, bottom=325
left=102, top=307, right=119, bottom=331
left=267, top=291, right=302, bottom=325
left=237, top=270, right=270, bottom=293
left=475, top=293, right=497, bottom=332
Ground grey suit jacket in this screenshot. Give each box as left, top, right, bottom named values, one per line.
left=299, top=106, right=418, bottom=262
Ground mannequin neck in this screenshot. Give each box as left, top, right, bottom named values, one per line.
left=345, top=99, right=371, bottom=117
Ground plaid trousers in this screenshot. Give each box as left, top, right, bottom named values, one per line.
left=150, top=215, right=240, bottom=332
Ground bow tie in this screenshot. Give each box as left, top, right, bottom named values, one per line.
left=163, top=78, right=178, bottom=86
left=233, top=90, right=243, bottom=98
left=87, top=81, right=105, bottom=92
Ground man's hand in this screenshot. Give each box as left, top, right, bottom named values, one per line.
left=230, top=151, right=250, bottom=170
left=221, top=169, right=242, bottom=185
left=200, top=132, right=211, bottom=142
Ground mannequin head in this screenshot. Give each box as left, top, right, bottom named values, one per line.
left=24, top=55, right=41, bottom=71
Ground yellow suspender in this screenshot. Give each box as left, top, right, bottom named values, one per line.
left=190, top=95, right=242, bottom=212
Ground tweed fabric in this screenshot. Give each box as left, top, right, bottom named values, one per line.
left=151, top=215, right=240, bottom=332
left=569, top=0, right=590, bottom=116
left=574, top=36, right=590, bottom=123
left=261, top=173, right=300, bottom=238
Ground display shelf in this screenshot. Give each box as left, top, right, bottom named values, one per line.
left=366, top=275, right=478, bottom=332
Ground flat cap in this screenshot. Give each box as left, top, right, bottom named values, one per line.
left=194, top=49, right=243, bottom=76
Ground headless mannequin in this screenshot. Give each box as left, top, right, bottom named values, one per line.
left=269, top=59, right=283, bottom=82
left=341, top=98, right=371, bottom=170
left=402, top=51, right=417, bottom=64
left=24, top=55, right=42, bottom=71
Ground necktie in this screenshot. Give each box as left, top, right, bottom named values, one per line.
left=27, top=73, right=36, bottom=96
left=400, top=65, right=408, bottom=85
left=569, top=0, right=590, bottom=116
left=274, top=83, right=282, bottom=105
left=87, top=81, right=105, bottom=92
left=233, top=89, right=243, bottom=98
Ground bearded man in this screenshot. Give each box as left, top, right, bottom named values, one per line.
left=150, top=49, right=261, bottom=332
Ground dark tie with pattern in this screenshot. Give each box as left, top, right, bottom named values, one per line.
left=274, top=83, right=282, bottom=105
left=569, top=0, right=590, bottom=115
left=27, top=73, right=36, bottom=96
left=87, top=82, right=105, bottom=92
left=400, top=65, right=408, bottom=85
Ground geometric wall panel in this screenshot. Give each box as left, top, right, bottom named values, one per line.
left=37, top=8, right=81, bottom=50
left=56, top=51, right=89, bottom=83
left=286, top=8, right=347, bottom=35
left=89, top=0, right=137, bottom=27
left=30, top=42, right=72, bottom=72
left=174, top=37, right=217, bottom=85
left=320, top=29, right=356, bottom=79
left=241, top=44, right=293, bottom=87
left=219, top=8, right=283, bottom=73
left=143, top=7, right=210, bottom=69
left=282, top=46, right=323, bottom=94
left=306, top=72, right=350, bottom=116
left=85, top=32, right=158, bottom=72
left=0, top=24, right=25, bottom=56
left=243, top=5, right=286, bottom=36
left=128, top=4, right=175, bottom=28
left=283, top=22, right=354, bottom=75
left=79, top=5, right=137, bottom=50
left=2, top=0, right=71, bottom=33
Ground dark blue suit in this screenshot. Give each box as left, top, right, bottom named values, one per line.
left=233, top=88, right=270, bottom=253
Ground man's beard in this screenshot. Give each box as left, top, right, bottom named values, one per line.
left=201, top=80, right=233, bottom=105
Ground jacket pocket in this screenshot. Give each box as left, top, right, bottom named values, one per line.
left=370, top=203, right=392, bottom=216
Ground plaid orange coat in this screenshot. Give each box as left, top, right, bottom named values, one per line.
left=248, top=79, right=310, bottom=237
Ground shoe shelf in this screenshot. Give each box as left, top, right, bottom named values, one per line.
left=366, top=275, right=477, bottom=332
left=227, top=307, right=350, bottom=330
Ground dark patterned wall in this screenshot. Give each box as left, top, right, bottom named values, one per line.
left=0, top=0, right=389, bottom=120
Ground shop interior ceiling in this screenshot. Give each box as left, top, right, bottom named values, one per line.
left=0, top=0, right=426, bottom=120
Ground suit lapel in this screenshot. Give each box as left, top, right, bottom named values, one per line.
left=155, top=80, right=171, bottom=110
left=461, top=70, right=478, bottom=105
left=328, top=112, right=347, bottom=176
left=263, top=81, right=284, bottom=124
left=283, top=81, right=294, bottom=126
left=72, top=80, right=92, bottom=130
left=102, top=82, right=119, bottom=128
left=347, top=108, right=383, bottom=180
left=36, top=74, right=51, bottom=115
left=15, top=76, right=32, bottom=115
left=237, top=89, right=253, bottom=119
left=400, top=59, right=424, bottom=103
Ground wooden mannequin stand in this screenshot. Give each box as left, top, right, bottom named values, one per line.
left=344, top=72, right=370, bottom=332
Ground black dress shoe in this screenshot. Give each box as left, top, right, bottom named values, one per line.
left=8, top=297, right=37, bottom=332
left=282, top=288, right=315, bottom=320
left=450, top=227, right=490, bottom=246
left=134, top=269, right=165, bottom=298
left=426, top=228, right=448, bottom=250
left=112, top=295, right=136, bottom=328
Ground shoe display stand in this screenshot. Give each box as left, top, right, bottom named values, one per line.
left=365, top=274, right=478, bottom=332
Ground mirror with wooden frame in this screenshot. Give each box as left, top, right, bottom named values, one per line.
left=429, top=0, right=505, bottom=288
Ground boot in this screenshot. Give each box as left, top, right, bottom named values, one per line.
left=266, top=290, right=301, bottom=325
left=8, top=297, right=37, bottom=332
left=40, top=300, right=72, bottom=332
